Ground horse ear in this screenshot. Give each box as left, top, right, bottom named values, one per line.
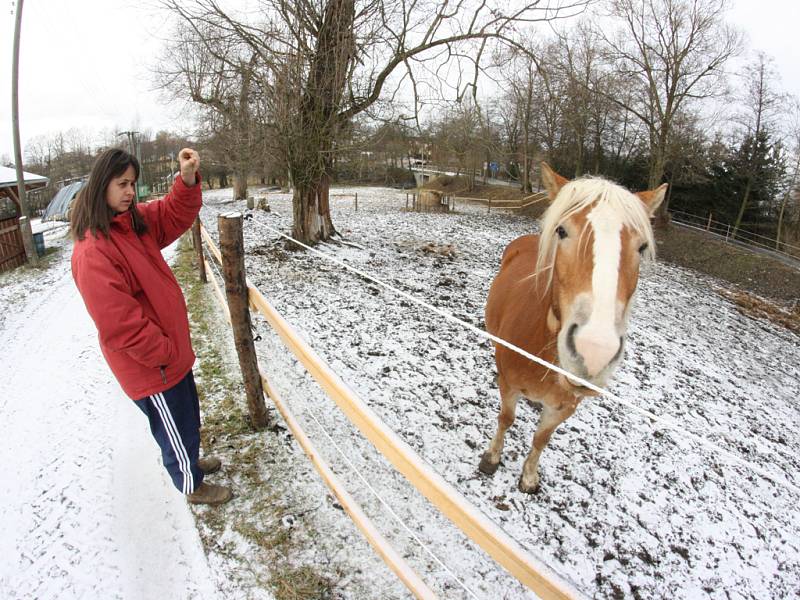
left=636, top=184, right=668, bottom=216
left=540, top=162, right=569, bottom=202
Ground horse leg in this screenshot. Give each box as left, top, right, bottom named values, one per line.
left=518, top=400, right=577, bottom=493
left=479, top=374, right=519, bottom=475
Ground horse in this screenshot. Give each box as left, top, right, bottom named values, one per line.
left=478, top=163, right=667, bottom=493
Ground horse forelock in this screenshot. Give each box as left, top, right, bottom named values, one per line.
left=535, top=177, right=656, bottom=291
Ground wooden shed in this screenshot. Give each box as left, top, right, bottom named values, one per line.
left=0, top=166, right=48, bottom=273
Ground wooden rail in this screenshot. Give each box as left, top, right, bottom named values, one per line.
left=451, top=191, right=548, bottom=213
left=203, top=255, right=435, bottom=599
left=198, top=221, right=578, bottom=599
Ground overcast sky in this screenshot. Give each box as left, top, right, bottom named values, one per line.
left=1, top=0, right=799, bottom=163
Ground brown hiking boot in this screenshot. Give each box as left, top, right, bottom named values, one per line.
left=186, top=482, right=232, bottom=505
left=198, top=456, right=222, bottom=474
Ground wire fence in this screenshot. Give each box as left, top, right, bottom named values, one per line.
left=669, top=209, right=800, bottom=262
left=198, top=219, right=579, bottom=599
left=240, top=217, right=800, bottom=499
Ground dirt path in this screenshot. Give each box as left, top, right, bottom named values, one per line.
left=0, top=243, right=219, bottom=600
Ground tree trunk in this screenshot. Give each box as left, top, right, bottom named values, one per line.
left=593, top=129, right=602, bottom=174
left=522, top=120, right=532, bottom=193
left=233, top=173, right=248, bottom=201
left=732, top=176, right=754, bottom=239
left=574, top=133, right=585, bottom=178
left=522, top=146, right=531, bottom=193
left=776, top=154, right=800, bottom=251
left=649, top=140, right=669, bottom=227
left=291, top=174, right=336, bottom=244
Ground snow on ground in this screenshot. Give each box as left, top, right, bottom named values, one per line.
left=0, top=228, right=221, bottom=600
left=199, top=186, right=800, bottom=599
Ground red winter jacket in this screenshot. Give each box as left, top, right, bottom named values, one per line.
left=71, top=174, right=202, bottom=400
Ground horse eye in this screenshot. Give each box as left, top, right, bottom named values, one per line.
left=556, top=226, right=567, bottom=240
left=638, top=242, right=649, bottom=254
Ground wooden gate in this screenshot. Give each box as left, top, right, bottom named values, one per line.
left=0, top=216, right=26, bottom=273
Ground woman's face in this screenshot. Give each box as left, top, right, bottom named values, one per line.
left=105, top=165, right=137, bottom=214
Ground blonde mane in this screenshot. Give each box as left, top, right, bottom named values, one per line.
left=535, top=177, right=657, bottom=290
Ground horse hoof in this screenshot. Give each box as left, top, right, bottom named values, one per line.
left=517, top=475, right=540, bottom=494
left=478, top=453, right=500, bottom=476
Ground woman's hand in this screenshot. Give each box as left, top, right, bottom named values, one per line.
left=179, top=148, right=200, bottom=186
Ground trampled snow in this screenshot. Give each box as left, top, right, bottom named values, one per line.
left=0, top=226, right=220, bottom=600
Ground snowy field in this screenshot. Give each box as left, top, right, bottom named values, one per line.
left=199, top=186, right=800, bottom=599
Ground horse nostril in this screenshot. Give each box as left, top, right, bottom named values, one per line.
left=566, top=323, right=578, bottom=356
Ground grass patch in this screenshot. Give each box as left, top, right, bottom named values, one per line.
left=655, top=224, right=800, bottom=305
left=0, top=245, right=62, bottom=286
left=172, top=233, right=338, bottom=599
left=270, top=565, right=334, bottom=600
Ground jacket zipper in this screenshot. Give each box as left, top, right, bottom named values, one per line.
left=160, top=366, right=167, bottom=384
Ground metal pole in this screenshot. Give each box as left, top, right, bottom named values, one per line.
left=11, top=0, right=38, bottom=265
left=134, top=132, right=142, bottom=201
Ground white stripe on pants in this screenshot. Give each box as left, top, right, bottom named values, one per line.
left=151, top=392, right=194, bottom=494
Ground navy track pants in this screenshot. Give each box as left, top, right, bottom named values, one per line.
left=135, top=370, right=204, bottom=494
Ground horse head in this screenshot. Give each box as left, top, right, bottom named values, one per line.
left=537, top=163, right=667, bottom=394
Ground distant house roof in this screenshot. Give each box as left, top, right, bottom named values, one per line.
left=0, top=165, right=48, bottom=190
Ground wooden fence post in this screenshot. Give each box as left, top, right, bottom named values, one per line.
left=355, top=192, right=358, bottom=211
left=487, top=198, right=491, bottom=214
left=192, top=218, right=207, bottom=284
left=218, top=212, right=269, bottom=429
left=706, top=213, right=712, bottom=231
left=18, top=216, right=36, bottom=264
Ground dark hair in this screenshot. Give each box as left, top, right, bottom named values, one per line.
left=70, top=148, right=148, bottom=241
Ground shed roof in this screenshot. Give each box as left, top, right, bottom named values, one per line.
left=42, top=181, right=84, bottom=222
left=0, top=165, right=48, bottom=190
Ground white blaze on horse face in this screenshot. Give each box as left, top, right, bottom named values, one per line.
left=574, top=202, right=624, bottom=377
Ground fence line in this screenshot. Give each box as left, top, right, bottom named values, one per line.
left=303, top=403, right=480, bottom=599
left=246, top=283, right=577, bottom=598
left=245, top=220, right=800, bottom=499
left=672, top=209, right=800, bottom=249
left=450, top=191, right=548, bottom=214
left=198, top=222, right=579, bottom=599
left=670, top=210, right=800, bottom=258
left=202, top=250, right=437, bottom=600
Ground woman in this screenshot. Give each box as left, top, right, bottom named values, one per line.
left=71, top=147, right=231, bottom=505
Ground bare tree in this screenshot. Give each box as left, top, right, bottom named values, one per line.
left=776, top=97, right=800, bottom=251
left=731, top=52, right=786, bottom=237
left=557, top=22, right=604, bottom=176
left=601, top=0, right=740, bottom=223
left=500, top=41, right=542, bottom=192
left=432, top=99, right=483, bottom=189
left=157, top=21, right=261, bottom=200
left=160, top=0, right=590, bottom=244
